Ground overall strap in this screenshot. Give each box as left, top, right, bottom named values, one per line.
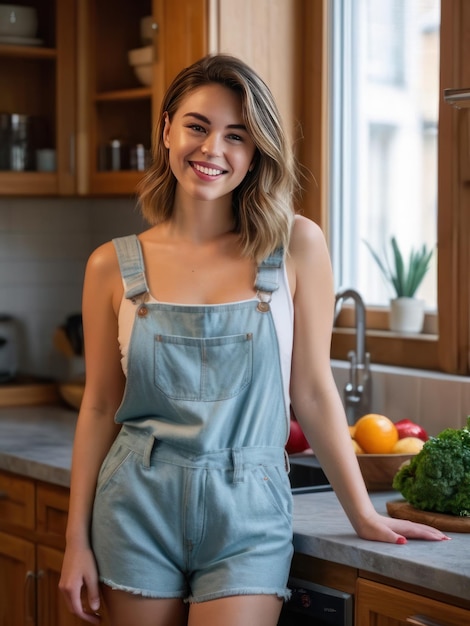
left=112, top=235, right=149, bottom=300
left=254, top=247, right=284, bottom=295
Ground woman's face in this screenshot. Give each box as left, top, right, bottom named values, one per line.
left=163, top=83, right=256, bottom=204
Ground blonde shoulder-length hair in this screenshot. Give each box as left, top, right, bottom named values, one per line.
left=137, top=54, right=298, bottom=262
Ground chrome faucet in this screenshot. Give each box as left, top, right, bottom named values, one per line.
left=334, top=288, right=372, bottom=425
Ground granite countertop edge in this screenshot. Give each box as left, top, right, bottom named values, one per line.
left=0, top=406, right=468, bottom=603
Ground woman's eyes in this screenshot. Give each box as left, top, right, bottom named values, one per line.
left=188, top=123, right=206, bottom=133
left=186, top=124, right=244, bottom=142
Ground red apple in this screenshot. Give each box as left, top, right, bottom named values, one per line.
left=394, top=418, right=429, bottom=442
left=286, top=419, right=310, bottom=454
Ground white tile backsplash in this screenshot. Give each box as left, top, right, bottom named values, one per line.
left=332, top=359, right=470, bottom=435
left=0, top=197, right=145, bottom=379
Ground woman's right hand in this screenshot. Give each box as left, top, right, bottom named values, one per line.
left=59, top=545, right=102, bottom=624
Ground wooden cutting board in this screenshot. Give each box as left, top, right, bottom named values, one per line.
left=387, top=499, right=470, bottom=532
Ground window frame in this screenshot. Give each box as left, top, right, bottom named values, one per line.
left=296, top=0, right=470, bottom=374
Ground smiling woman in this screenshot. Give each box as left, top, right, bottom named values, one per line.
left=162, top=84, right=256, bottom=201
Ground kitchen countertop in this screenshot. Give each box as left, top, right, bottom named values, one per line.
left=0, top=405, right=77, bottom=487
left=293, top=490, right=469, bottom=602
left=0, top=406, right=469, bottom=603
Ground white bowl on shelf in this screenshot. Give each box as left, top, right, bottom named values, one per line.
left=128, top=45, right=153, bottom=87
left=133, top=64, right=152, bottom=87
left=0, top=4, right=38, bottom=38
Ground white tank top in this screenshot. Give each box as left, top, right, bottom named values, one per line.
left=117, top=259, right=294, bottom=413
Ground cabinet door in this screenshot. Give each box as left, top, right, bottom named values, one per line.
left=36, top=481, right=70, bottom=550
left=356, top=578, right=470, bottom=626
left=0, top=531, right=36, bottom=625
left=0, top=0, right=77, bottom=196
left=0, top=471, right=35, bottom=531
left=36, top=544, right=109, bottom=626
left=156, top=0, right=208, bottom=92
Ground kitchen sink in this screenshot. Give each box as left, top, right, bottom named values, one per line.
left=288, top=454, right=332, bottom=494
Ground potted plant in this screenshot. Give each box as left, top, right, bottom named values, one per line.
left=364, top=236, right=434, bottom=333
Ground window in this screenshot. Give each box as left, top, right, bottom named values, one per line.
left=329, top=0, right=439, bottom=309
left=298, top=0, right=470, bottom=374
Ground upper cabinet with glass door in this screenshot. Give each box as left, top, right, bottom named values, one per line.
left=0, top=0, right=77, bottom=195
left=79, top=0, right=208, bottom=196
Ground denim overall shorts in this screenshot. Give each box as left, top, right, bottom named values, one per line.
left=91, top=235, right=293, bottom=602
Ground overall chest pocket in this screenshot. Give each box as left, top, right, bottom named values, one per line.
left=154, top=333, right=253, bottom=401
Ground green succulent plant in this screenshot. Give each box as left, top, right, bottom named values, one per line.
left=364, top=236, right=434, bottom=298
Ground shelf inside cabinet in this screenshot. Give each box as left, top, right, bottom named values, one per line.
left=0, top=172, right=58, bottom=195
left=0, top=44, right=56, bottom=60
left=90, top=170, right=145, bottom=196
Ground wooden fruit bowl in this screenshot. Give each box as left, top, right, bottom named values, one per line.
left=58, top=382, right=84, bottom=410
left=357, top=453, right=415, bottom=491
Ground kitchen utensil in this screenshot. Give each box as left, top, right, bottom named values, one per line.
left=53, top=327, right=75, bottom=358
left=0, top=315, right=18, bottom=383
left=130, top=144, right=150, bottom=171
left=98, top=139, right=130, bottom=171
left=0, top=4, right=38, bottom=38
left=36, top=148, right=56, bottom=171
left=0, top=113, right=35, bottom=171
left=387, top=499, right=470, bottom=532
left=64, top=313, right=83, bottom=355
left=0, top=113, right=47, bottom=171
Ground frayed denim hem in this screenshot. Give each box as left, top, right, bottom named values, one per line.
left=187, top=587, right=292, bottom=604
left=100, top=577, right=186, bottom=600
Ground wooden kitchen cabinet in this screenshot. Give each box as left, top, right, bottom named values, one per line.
left=78, top=0, right=208, bottom=196
left=0, top=471, right=107, bottom=625
left=290, top=553, right=470, bottom=626
left=356, top=578, right=470, bottom=626
left=0, top=0, right=208, bottom=197
left=0, top=0, right=77, bottom=196
left=0, top=531, right=36, bottom=624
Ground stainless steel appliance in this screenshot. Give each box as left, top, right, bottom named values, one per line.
left=0, top=113, right=49, bottom=171
left=0, top=113, right=35, bottom=171
left=278, top=577, right=353, bottom=626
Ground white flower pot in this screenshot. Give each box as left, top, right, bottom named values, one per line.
left=389, top=297, right=425, bottom=334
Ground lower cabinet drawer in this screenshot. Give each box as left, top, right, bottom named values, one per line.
left=0, top=471, right=35, bottom=530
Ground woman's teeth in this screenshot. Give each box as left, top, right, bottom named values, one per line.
left=193, top=163, right=224, bottom=176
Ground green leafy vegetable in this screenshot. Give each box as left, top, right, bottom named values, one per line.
left=392, top=416, right=470, bottom=517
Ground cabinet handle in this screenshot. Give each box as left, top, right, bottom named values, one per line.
left=407, top=615, right=451, bottom=626
left=24, top=570, right=37, bottom=623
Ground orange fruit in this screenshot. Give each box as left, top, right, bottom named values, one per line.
left=392, top=437, right=425, bottom=454
left=354, top=413, right=399, bottom=454
left=351, top=439, right=364, bottom=454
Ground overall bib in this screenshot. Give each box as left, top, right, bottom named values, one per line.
left=91, top=235, right=294, bottom=602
